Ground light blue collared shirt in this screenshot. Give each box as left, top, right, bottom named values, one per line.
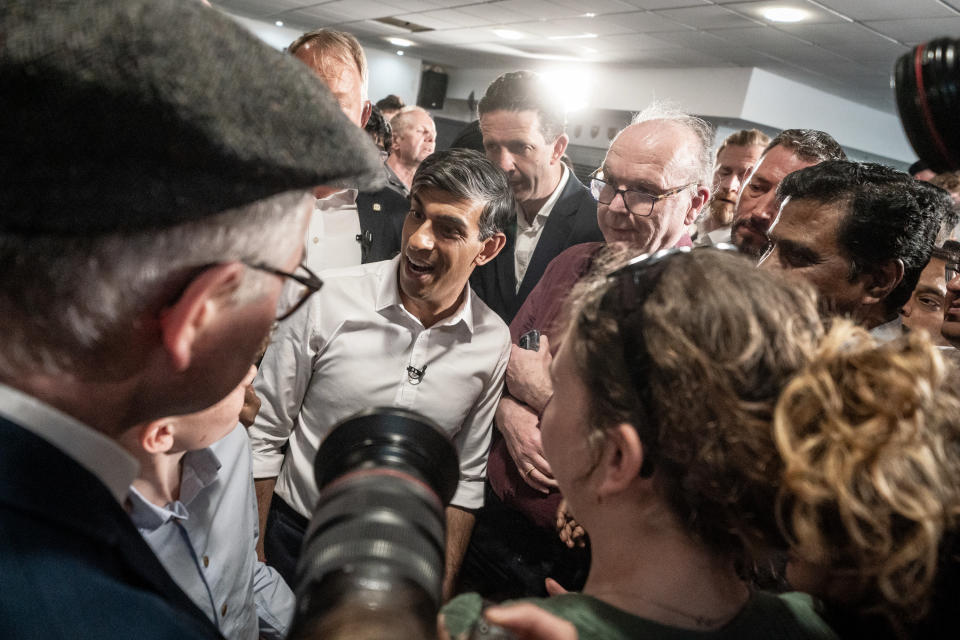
left=128, top=424, right=294, bottom=640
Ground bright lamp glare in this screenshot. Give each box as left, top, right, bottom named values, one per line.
left=493, top=29, right=524, bottom=40
left=540, top=68, right=592, bottom=112
left=274, top=20, right=284, bottom=27
left=387, top=37, right=414, bottom=47
left=761, top=7, right=808, bottom=22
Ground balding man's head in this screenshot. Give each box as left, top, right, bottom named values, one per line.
left=591, top=106, right=712, bottom=252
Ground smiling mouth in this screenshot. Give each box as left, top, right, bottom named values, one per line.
left=405, top=255, right=435, bottom=275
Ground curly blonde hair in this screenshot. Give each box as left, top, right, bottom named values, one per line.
left=565, top=248, right=824, bottom=561
left=774, top=323, right=960, bottom=624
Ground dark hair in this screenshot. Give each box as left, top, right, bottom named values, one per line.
left=364, top=106, right=392, bottom=152
left=566, top=249, right=823, bottom=561
left=477, top=71, right=564, bottom=141
left=778, top=160, right=949, bottom=313
left=411, top=148, right=516, bottom=239
left=764, top=129, right=846, bottom=163
left=910, top=159, right=930, bottom=176
left=376, top=94, right=404, bottom=112
left=449, top=120, right=484, bottom=154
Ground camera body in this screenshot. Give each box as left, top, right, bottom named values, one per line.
left=288, top=408, right=460, bottom=640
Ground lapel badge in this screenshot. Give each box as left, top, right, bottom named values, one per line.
left=373, top=203, right=382, bottom=211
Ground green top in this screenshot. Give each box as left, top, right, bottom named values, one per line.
left=442, top=591, right=839, bottom=640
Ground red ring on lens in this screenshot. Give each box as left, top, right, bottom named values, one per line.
left=914, top=43, right=956, bottom=169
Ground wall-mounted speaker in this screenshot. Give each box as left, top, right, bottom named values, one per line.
left=417, top=69, right=448, bottom=110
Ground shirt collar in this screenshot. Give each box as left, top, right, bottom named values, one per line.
left=0, top=382, right=139, bottom=504
left=375, top=255, right=475, bottom=333
left=316, top=188, right=358, bottom=207
left=126, top=446, right=221, bottom=531
left=518, top=164, right=570, bottom=231
left=869, top=315, right=903, bottom=343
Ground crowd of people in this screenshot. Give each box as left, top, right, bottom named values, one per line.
left=2, top=1, right=960, bottom=640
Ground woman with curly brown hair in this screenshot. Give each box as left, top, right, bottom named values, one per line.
left=442, top=247, right=836, bottom=639
left=775, top=325, right=960, bottom=639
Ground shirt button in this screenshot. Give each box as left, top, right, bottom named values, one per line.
left=312, top=237, right=319, bottom=244
left=202, top=555, right=209, bottom=568
left=221, top=603, right=228, bottom=616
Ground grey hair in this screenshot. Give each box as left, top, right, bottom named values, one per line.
left=390, top=106, right=432, bottom=138
left=411, top=148, right=516, bottom=240
left=629, top=102, right=715, bottom=187
left=0, top=190, right=312, bottom=376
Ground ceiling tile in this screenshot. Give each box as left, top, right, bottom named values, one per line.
left=619, top=0, right=712, bottom=8
left=414, top=8, right=497, bottom=27
left=550, top=0, right=638, bottom=14
left=315, top=0, right=407, bottom=21
left=814, top=0, right=958, bottom=22
left=776, top=23, right=908, bottom=64
left=607, top=11, right=689, bottom=32
left=653, top=6, right=760, bottom=29
left=393, top=11, right=461, bottom=29
left=217, top=0, right=313, bottom=18
left=864, top=17, right=960, bottom=44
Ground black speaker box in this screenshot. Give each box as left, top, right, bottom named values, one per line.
left=417, top=70, right=448, bottom=110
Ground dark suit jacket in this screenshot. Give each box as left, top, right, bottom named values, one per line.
left=356, top=187, right=408, bottom=264
left=0, top=417, right=223, bottom=639
left=470, top=173, right=603, bottom=324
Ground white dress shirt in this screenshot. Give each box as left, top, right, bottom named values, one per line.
left=0, top=382, right=138, bottom=503
left=128, top=425, right=294, bottom=640
left=249, top=256, right=510, bottom=517
left=869, top=315, right=904, bottom=343
left=515, top=165, right=570, bottom=291
left=304, top=189, right=362, bottom=272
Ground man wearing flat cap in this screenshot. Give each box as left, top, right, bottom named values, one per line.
left=0, top=1, right=383, bottom=637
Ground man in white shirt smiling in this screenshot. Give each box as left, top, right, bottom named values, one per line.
left=250, top=148, right=513, bottom=600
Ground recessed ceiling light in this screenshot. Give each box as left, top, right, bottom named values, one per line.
left=493, top=29, right=524, bottom=40
left=548, top=33, right=598, bottom=41
left=583, top=12, right=596, bottom=18
left=761, top=7, right=808, bottom=22
left=396, top=50, right=404, bottom=56
left=274, top=20, right=284, bottom=27
left=387, top=37, right=414, bottom=47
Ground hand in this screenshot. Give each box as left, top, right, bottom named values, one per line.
left=505, top=335, right=553, bottom=412
left=239, top=381, right=261, bottom=427
left=556, top=499, right=586, bottom=549
left=545, top=577, right=570, bottom=597
left=482, top=603, right=578, bottom=640
left=496, top=396, right=556, bottom=493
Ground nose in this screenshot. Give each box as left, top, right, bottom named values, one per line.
left=606, top=190, right=630, bottom=214
left=901, top=298, right=914, bottom=318
left=487, top=147, right=514, bottom=173
left=407, top=220, right=435, bottom=252
left=751, top=191, right=779, bottom=224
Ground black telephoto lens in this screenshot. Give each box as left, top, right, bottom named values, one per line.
left=287, top=408, right=460, bottom=640
left=895, top=38, right=960, bottom=172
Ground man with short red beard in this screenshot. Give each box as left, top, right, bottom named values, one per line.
left=730, top=129, right=845, bottom=258
left=696, top=128, right=768, bottom=244
left=249, top=149, right=512, bottom=601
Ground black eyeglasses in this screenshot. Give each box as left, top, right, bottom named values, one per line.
left=589, top=169, right=695, bottom=217
left=245, top=261, right=323, bottom=321
left=605, top=245, right=739, bottom=477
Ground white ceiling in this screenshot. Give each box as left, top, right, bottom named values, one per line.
left=215, top=0, right=960, bottom=114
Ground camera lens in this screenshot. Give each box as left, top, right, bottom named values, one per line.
left=288, top=408, right=460, bottom=640
left=895, top=38, right=960, bottom=172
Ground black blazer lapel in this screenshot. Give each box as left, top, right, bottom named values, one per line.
left=357, top=188, right=408, bottom=263
left=516, top=175, right=598, bottom=303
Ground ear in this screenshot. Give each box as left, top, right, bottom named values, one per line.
left=138, top=420, right=176, bottom=455
left=551, top=133, right=569, bottom=164
left=475, top=232, right=507, bottom=266
left=596, top=423, right=645, bottom=499
left=360, top=100, right=373, bottom=128
left=158, top=263, right=246, bottom=372
left=685, top=185, right=711, bottom=226
left=859, top=258, right=904, bottom=306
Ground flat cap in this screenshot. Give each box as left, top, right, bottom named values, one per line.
left=1, top=0, right=384, bottom=235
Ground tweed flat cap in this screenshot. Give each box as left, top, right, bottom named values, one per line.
left=0, top=0, right=384, bottom=235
